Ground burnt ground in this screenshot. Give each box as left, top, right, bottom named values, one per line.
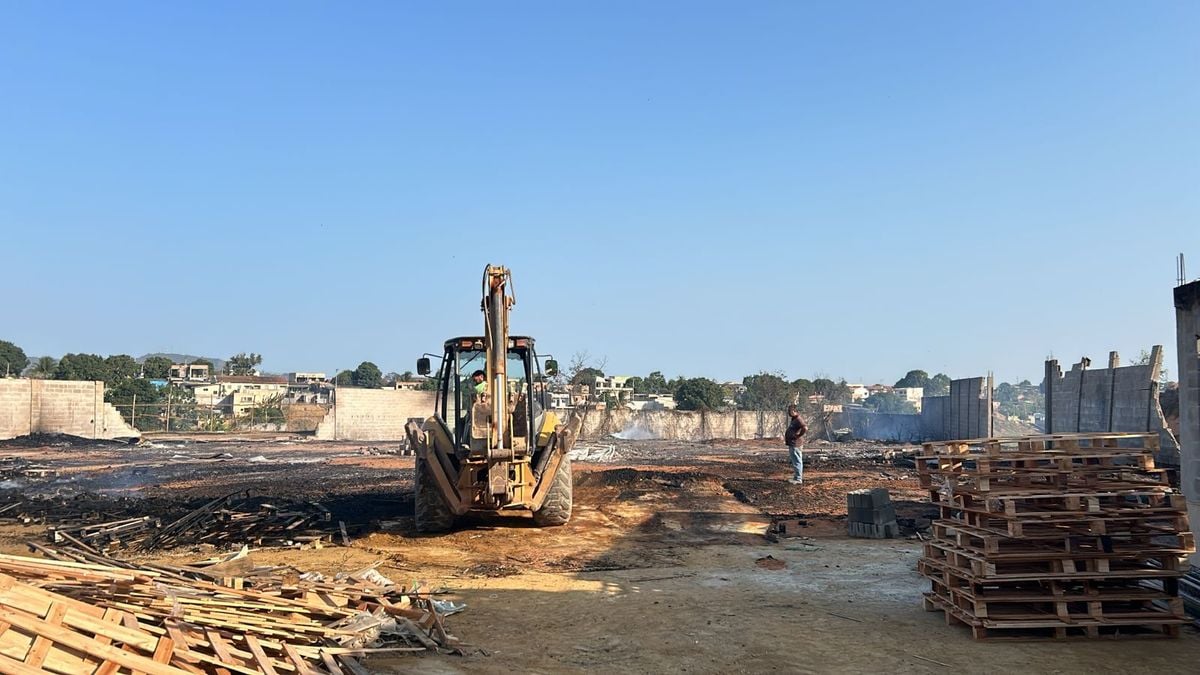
left=2, top=435, right=1199, bottom=673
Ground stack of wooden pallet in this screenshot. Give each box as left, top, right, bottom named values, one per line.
left=917, top=432, right=1194, bottom=640
left=0, top=549, right=459, bottom=673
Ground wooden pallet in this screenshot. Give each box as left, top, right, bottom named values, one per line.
left=923, top=592, right=1183, bottom=640
left=930, top=519, right=1194, bottom=557
left=923, top=539, right=1189, bottom=579
left=0, top=551, right=455, bottom=673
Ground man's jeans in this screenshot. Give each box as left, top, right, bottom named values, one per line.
left=788, top=444, right=803, bottom=482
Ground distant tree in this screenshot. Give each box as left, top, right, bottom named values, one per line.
left=224, top=353, right=262, bottom=376
left=105, top=355, right=140, bottom=381
left=352, top=361, right=383, bottom=388
left=571, top=367, right=605, bottom=387
left=864, top=392, right=917, bottom=414
left=0, top=340, right=28, bottom=378
left=30, top=356, right=57, bottom=379
left=565, top=351, right=607, bottom=386
left=191, top=358, right=214, bottom=371
left=142, top=356, right=174, bottom=379
left=106, top=378, right=160, bottom=405
left=791, top=378, right=815, bottom=400
left=334, top=370, right=354, bottom=386
left=419, top=376, right=439, bottom=391
left=738, top=372, right=793, bottom=410
left=926, top=373, right=951, bottom=397
left=625, top=376, right=645, bottom=394
left=895, top=370, right=931, bottom=389
left=54, top=353, right=110, bottom=381
left=400, top=370, right=415, bottom=382
left=673, top=377, right=726, bottom=411
left=995, top=382, right=1018, bottom=403
left=643, top=371, right=669, bottom=394
left=106, top=377, right=162, bottom=428
left=811, top=378, right=851, bottom=403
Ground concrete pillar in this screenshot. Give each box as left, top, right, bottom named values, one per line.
left=1174, top=281, right=1200, bottom=565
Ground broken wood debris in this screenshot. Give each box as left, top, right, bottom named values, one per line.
left=0, top=547, right=461, bottom=674
left=140, top=492, right=338, bottom=552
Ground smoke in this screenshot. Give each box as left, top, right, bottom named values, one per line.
left=612, top=420, right=657, bottom=440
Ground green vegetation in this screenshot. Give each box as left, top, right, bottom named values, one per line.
left=224, top=353, right=262, bottom=376
left=352, top=361, right=383, bottom=388
left=673, top=377, right=726, bottom=411
left=0, top=340, right=27, bottom=377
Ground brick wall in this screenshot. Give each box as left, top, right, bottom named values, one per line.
left=0, top=379, right=139, bottom=441
left=314, top=389, right=436, bottom=440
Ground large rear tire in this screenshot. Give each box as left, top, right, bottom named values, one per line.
left=414, top=455, right=455, bottom=533
left=532, top=455, right=572, bottom=526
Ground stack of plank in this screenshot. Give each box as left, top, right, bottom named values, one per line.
left=0, top=549, right=459, bottom=673
left=917, top=432, right=1193, bottom=640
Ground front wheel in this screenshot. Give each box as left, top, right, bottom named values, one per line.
left=532, top=455, right=572, bottom=526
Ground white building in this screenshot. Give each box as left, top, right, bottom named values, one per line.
left=894, top=386, right=925, bottom=411
left=845, top=383, right=870, bottom=402
left=593, top=375, right=635, bottom=403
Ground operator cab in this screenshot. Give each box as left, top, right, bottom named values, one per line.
left=417, top=336, right=556, bottom=451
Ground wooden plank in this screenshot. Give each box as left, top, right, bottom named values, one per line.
left=0, top=651, right=55, bottom=675
left=320, top=650, right=345, bottom=675
left=23, top=603, right=66, bottom=668
left=281, top=643, right=315, bottom=675
left=0, top=607, right=190, bottom=675
left=243, top=634, right=280, bottom=675
left=151, top=636, right=175, bottom=664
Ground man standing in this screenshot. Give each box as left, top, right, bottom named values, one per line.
left=785, top=404, right=808, bottom=485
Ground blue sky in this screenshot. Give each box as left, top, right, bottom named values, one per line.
left=1, top=1, right=1197, bottom=384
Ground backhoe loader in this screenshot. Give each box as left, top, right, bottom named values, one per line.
left=405, top=265, right=581, bottom=532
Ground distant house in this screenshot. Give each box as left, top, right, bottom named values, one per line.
left=169, top=363, right=211, bottom=382
left=190, top=375, right=289, bottom=415
left=287, top=372, right=327, bottom=385
left=894, top=387, right=925, bottom=411
left=628, top=393, right=676, bottom=411
left=593, top=375, right=635, bottom=403
left=549, top=392, right=572, bottom=410
left=285, top=372, right=332, bottom=404
left=845, top=384, right=870, bottom=402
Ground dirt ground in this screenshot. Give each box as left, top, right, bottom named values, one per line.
left=2, top=435, right=1199, bottom=673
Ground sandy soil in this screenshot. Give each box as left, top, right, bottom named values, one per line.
left=2, top=436, right=1198, bottom=673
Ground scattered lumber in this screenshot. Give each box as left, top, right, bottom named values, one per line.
left=0, top=547, right=460, bottom=673
left=917, top=432, right=1192, bottom=639
left=141, top=493, right=336, bottom=551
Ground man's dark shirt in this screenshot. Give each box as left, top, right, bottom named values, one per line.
left=785, top=415, right=807, bottom=445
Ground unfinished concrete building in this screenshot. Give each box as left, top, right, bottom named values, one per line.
left=1174, top=280, right=1200, bottom=587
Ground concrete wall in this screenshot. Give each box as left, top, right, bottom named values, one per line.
left=1174, top=282, right=1200, bottom=566
left=0, top=379, right=139, bottom=441
left=314, top=389, right=436, bottom=440
left=1044, top=348, right=1179, bottom=462
left=579, top=407, right=788, bottom=442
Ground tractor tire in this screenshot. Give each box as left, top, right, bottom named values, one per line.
left=532, top=455, right=572, bottom=526
left=414, top=455, right=456, bottom=533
